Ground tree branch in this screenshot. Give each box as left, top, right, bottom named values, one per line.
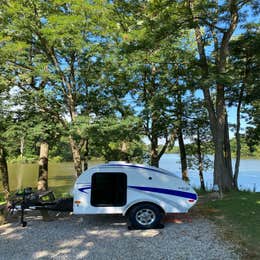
left=219, top=0, right=239, bottom=70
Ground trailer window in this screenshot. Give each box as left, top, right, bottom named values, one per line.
left=91, top=172, right=127, bottom=207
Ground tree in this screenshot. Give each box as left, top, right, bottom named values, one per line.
left=78, top=115, right=145, bottom=163
left=175, top=89, right=189, bottom=181
left=185, top=98, right=213, bottom=191
left=113, top=0, right=194, bottom=167
left=0, top=89, right=10, bottom=205
left=133, top=63, right=176, bottom=167
left=186, top=0, right=259, bottom=190
left=3, top=87, right=64, bottom=190
left=0, top=0, right=114, bottom=176
left=228, top=24, right=260, bottom=189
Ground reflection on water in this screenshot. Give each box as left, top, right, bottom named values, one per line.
left=1, top=155, right=259, bottom=194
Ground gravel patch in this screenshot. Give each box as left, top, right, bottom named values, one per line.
left=0, top=212, right=240, bottom=260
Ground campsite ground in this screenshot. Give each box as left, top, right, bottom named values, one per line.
left=1, top=192, right=259, bottom=259
left=0, top=209, right=239, bottom=260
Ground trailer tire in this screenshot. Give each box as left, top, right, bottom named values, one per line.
left=53, top=198, right=73, bottom=212
left=127, top=203, right=164, bottom=229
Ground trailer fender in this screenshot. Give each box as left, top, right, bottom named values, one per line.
left=123, top=200, right=165, bottom=216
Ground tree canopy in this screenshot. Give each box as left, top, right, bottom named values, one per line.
left=0, top=0, right=259, bottom=192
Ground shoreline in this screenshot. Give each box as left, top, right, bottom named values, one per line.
left=165, top=152, right=260, bottom=160
left=7, top=154, right=260, bottom=164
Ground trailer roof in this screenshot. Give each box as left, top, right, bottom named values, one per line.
left=94, top=162, right=178, bottom=177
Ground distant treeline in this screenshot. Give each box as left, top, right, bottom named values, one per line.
left=167, top=138, right=260, bottom=159
left=7, top=136, right=259, bottom=164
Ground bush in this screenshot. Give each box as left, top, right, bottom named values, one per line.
left=7, top=156, right=37, bottom=163
left=50, top=156, right=63, bottom=163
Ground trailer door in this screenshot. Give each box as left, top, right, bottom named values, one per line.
left=91, top=172, right=127, bottom=207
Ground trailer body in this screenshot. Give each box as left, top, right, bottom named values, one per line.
left=73, top=162, right=197, bottom=221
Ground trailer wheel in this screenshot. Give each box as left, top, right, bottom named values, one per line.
left=54, top=198, right=73, bottom=212
left=127, top=203, right=164, bottom=229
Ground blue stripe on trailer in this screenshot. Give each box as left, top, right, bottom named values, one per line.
left=78, top=187, right=91, bottom=194
left=128, top=186, right=197, bottom=200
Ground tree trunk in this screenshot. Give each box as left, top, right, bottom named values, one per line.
left=214, top=134, right=233, bottom=191
left=121, top=141, right=127, bottom=153
left=178, top=129, right=189, bottom=181
left=20, top=136, right=25, bottom=159
left=233, top=87, right=244, bottom=189
left=69, top=136, right=82, bottom=176
left=224, top=112, right=233, bottom=186
left=0, top=146, right=10, bottom=201
left=37, top=142, right=49, bottom=191
left=0, top=205, right=8, bottom=225
left=0, top=146, right=10, bottom=225
left=121, top=141, right=130, bottom=162
left=176, top=90, right=189, bottom=181
left=213, top=92, right=228, bottom=192
left=151, top=135, right=159, bottom=167
left=149, top=113, right=171, bottom=168
left=150, top=111, right=160, bottom=167
left=197, top=130, right=205, bottom=191
left=211, top=84, right=233, bottom=191
left=83, top=139, right=89, bottom=171
left=213, top=142, right=225, bottom=191
left=38, top=142, right=51, bottom=220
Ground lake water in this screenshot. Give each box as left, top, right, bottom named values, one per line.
left=160, top=154, right=260, bottom=192
left=1, top=154, right=260, bottom=194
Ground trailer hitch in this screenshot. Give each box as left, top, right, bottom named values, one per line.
left=9, top=187, right=73, bottom=227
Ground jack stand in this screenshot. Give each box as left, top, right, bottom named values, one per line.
left=20, top=191, right=27, bottom=227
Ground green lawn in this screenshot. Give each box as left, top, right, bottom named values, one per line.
left=198, top=192, right=260, bottom=259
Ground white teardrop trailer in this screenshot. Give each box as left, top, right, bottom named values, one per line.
left=73, top=162, right=198, bottom=229
left=10, top=162, right=197, bottom=229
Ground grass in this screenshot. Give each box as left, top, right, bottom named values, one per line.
left=197, top=191, right=260, bottom=259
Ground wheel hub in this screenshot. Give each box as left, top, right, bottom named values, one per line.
left=136, top=208, right=156, bottom=226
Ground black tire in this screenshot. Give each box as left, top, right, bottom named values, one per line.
left=127, top=203, right=164, bottom=229
left=52, top=198, right=73, bottom=212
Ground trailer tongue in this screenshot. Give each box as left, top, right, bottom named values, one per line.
left=9, top=187, right=73, bottom=227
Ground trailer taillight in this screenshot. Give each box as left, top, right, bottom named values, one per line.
left=188, top=199, right=195, bottom=203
